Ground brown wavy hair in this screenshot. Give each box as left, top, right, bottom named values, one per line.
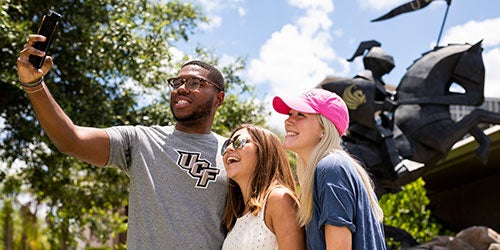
left=222, top=124, right=298, bottom=231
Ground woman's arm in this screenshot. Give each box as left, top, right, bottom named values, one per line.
left=265, top=188, right=306, bottom=249
left=325, top=224, right=352, bottom=250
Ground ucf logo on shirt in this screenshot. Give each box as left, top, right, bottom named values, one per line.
left=175, top=150, right=220, bottom=188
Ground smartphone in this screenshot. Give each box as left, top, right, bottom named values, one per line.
left=29, top=10, right=62, bottom=69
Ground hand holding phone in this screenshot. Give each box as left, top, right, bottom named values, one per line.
left=29, top=10, right=62, bottom=69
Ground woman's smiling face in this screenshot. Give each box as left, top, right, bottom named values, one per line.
left=283, top=110, right=323, bottom=157
left=222, top=128, right=258, bottom=183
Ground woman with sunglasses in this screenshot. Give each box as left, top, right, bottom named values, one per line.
left=221, top=124, right=306, bottom=250
left=273, top=89, right=387, bottom=249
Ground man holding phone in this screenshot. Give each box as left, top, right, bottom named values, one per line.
left=18, top=33, right=229, bottom=249
left=28, top=10, right=61, bottom=69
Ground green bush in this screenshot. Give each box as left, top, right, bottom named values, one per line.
left=379, top=178, right=454, bottom=248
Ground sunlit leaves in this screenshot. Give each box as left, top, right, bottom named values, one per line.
left=1, top=0, right=268, bottom=247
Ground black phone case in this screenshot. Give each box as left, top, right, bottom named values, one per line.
left=29, top=10, right=62, bottom=69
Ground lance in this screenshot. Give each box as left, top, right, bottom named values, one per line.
left=435, top=1, right=451, bottom=47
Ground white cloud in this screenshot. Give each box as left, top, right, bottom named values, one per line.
left=219, top=53, right=238, bottom=69
left=198, top=15, right=222, bottom=31
left=194, top=0, right=222, bottom=31
left=441, top=17, right=500, bottom=98
left=237, top=7, right=246, bottom=17
left=332, top=28, right=343, bottom=38
left=441, top=18, right=500, bottom=47
left=357, top=0, right=406, bottom=11
left=297, top=9, right=333, bottom=36
left=195, top=0, right=221, bottom=13
left=484, top=48, right=500, bottom=98
left=246, top=0, right=353, bottom=132
left=288, top=0, right=333, bottom=11
left=195, top=0, right=246, bottom=31
left=247, top=24, right=342, bottom=91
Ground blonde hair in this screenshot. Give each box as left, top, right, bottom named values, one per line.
left=295, top=115, right=384, bottom=226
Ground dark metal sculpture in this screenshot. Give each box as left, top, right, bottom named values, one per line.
left=394, top=41, right=500, bottom=165
left=319, top=41, right=408, bottom=195
left=318, top=40, right=500, bottom=195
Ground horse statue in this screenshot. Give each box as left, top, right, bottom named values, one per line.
left=394, top=40, right=500, bottom=166
left=319, top=41, right=412, bottom=194
left=318, top=40, right=500, bottom=194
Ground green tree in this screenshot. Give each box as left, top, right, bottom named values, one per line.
left=1, top=0, right=267, bottom=248
left=380, top=178, right=454, bottom=248
left=0, top=198, right=14, bottom=250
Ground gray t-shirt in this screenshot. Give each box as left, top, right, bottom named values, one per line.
left=105, top=125, right=228, bottom=249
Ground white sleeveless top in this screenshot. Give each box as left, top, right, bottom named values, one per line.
left=222, top=190, right=279, bottom=250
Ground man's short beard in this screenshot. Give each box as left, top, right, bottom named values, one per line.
left=171, top=97, right=214, bottom=123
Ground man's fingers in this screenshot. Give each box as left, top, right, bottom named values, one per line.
left=24, top=34, right=47, bottom=53
left=17, top=34, right=51, bottom=83
left=19, top=44, right=46, bottom=59
left=42, top=56, right=53, bottom=71
left=27, top=34, right=47, bottom=44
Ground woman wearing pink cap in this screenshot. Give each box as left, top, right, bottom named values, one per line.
left=273, top=88, right=387, bottom=249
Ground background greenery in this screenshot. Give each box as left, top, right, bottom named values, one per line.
left=380, top=178, right=454, bottom=249
left=0, top=0, right=450, bottom=249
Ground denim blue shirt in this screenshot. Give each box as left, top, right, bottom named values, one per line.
left=306, top=151, right=387, bottom=249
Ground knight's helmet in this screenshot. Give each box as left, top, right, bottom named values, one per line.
left=347, top=40, right=395, bottom=77
left=364, top=47, right=394, bottom=76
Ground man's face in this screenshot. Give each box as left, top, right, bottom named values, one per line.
left=169, top=65, right=221, bottom=124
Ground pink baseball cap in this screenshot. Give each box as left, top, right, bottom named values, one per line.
left=272, top=88, right=349, bottom=136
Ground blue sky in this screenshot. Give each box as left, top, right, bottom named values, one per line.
left=2, top=0, right=499, bottom=210
left=177, top=0, right=500, bottom=131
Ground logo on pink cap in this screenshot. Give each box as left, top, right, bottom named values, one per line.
left=272, top=88, right=349, bottom=136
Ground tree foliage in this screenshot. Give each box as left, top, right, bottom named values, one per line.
left=1, top=0, right=268, bottom=248
left=379, top=178, right=454, bottom=248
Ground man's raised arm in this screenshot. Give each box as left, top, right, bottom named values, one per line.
left=17, top=34, right=110, bottom=167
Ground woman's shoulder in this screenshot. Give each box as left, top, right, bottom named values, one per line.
left=264, top=186, right=300, bottom=232
left=315, top=151, right=358, bottom=178
left=267, top=186, right=296, bottom=201
left=317, top=150, right=352, bottom=167
left=265, top=186, right=298, bottom=212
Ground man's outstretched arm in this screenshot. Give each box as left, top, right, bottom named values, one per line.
left=17, top=34, right=110, bottom=166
